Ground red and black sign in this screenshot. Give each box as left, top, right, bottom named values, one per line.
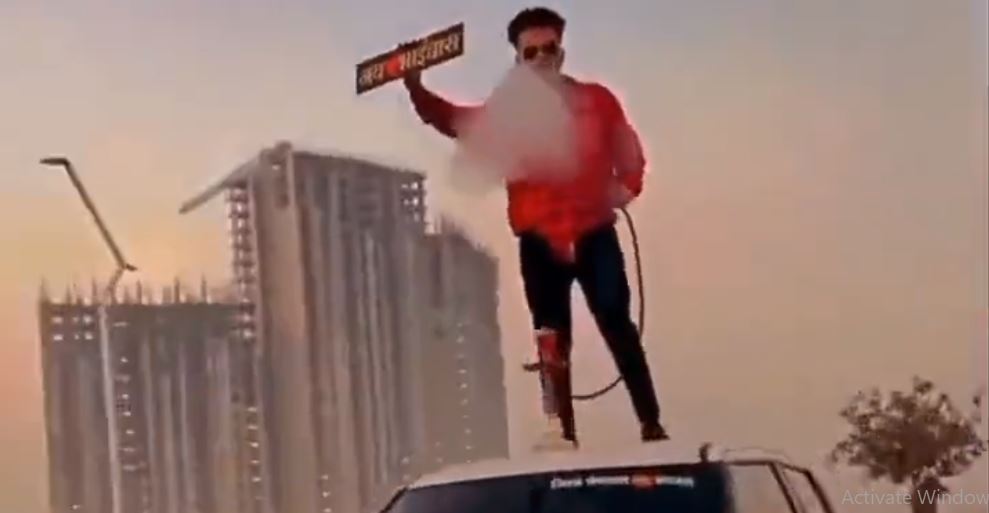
left=355, top=22, right=465, bottom=94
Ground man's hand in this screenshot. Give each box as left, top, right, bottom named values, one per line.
left=608, top=181, right=635, bottom=209
left=403, top=67, right=422, bottom=88
left=395, top=41, right=423, bottom=88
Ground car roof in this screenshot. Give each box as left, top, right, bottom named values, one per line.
left=409, top=439, right=793, bottom=489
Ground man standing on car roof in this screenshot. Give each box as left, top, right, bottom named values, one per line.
left=400, top=6, right=669, bottom=446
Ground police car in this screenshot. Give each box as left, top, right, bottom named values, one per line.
left=379, top=440, right=837, bottom=513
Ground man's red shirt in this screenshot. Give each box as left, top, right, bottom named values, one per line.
left=406, top=73, right=646, bottom=261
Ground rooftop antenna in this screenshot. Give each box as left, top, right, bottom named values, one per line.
left=40, top=156, right=137, bottom=513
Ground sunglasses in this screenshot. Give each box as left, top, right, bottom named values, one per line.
left=521, top=41, right=560, bottom=61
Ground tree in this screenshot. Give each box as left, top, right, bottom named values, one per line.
left=829, top=377, right=987, bottom=513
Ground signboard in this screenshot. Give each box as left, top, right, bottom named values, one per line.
left=355, top=22, right=464, bottom=94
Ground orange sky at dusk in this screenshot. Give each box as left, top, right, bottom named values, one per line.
left=2, top=2, right=986, bottom=512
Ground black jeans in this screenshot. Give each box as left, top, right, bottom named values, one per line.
left=518, top=222, right=661, bottom=434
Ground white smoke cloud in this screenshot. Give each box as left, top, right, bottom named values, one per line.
left=448, top=64, right=579, bottom=194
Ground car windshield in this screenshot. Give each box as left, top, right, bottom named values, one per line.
left=384, top=464, right=728, bottom=513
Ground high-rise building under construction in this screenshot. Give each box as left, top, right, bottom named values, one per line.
left=186, top=142, right=509, bottom=513
left=37, top=285, right=271, bottom=513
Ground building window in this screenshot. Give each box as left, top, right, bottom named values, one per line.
left=295, top=165, right=308, bottom=201
left=274, top=163, right=290, bottom=208
left=313, top=173, right=330, bottom=211
left=338, top=179, right=351, bottom=222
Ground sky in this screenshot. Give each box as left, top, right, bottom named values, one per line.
left=1, top=1, right=987, bottom=512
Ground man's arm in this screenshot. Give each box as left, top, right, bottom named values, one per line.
left=403, top=70, right=480, bottom=139
left=605, top=87, right=647, bottom=206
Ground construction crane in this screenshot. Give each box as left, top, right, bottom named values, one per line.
left=40, top=156, right=137, bottom=513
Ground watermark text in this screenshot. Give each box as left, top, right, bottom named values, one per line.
left=842, top=489, right=989, bottom=506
